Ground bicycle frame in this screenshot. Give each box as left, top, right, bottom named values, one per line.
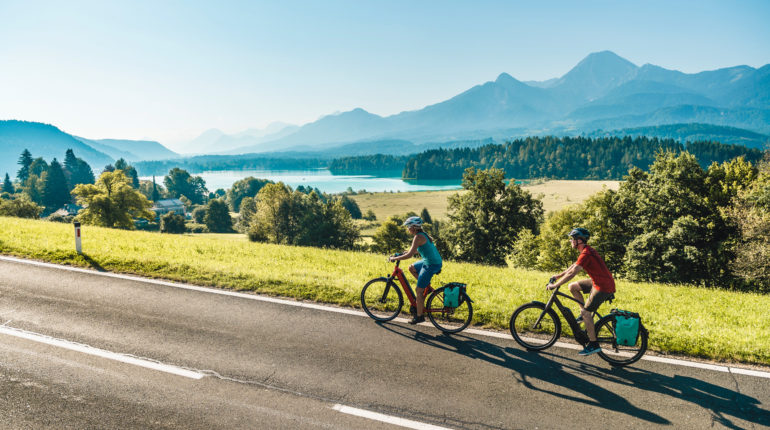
left=536, top=285, right=604, bottom=345
left=385, top=260, right=436, bottom=312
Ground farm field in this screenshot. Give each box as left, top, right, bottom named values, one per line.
left=350, top=180, right=620, bottom=222
left=2, top=215, right=768, bottom=367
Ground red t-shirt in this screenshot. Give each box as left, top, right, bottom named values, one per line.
left=576, top=245, right=615, bottom=293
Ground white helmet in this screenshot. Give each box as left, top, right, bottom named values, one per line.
left=403, top=216, right=423, bottom=228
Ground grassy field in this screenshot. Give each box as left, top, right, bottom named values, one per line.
left=1, top=216, right=769, bottom=366
left=351, top=180, right=620, bottom=222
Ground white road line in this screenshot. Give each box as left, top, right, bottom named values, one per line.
left=332, top=404, right=453, bottom=430
left=2, top=255, right=769, bottom=379
left=0, top=325, right=205, bottom=379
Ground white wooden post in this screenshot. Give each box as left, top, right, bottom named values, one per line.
left=74, top=221, right=82, bottom=254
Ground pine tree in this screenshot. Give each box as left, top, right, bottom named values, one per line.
left=17, top=149, right=32, bottom=182
left=152, top=176, right=160, bottom=202
left=3, top=173, right=14, bottom=194
left=41, top=159, right=71, bottom=211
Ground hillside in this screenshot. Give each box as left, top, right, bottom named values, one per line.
left=75, top=137, right=179, bottom=161
left=588, top=123, right=770, bottom=149
left=0, top=120, right=113, bottom=178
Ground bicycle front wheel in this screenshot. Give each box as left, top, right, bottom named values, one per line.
left=361, top=278, right=403, bottom=322
left=426, top=286, right=473, bottom=334
left=509, top=303, right=561, bottom=350
left=595, top=315, right=648, bottom=366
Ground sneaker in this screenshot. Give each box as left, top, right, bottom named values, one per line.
left=576, top=315, right=583, bottom=324
left=408, top=315, right=426, bottom=325
left=578, top=342, right=601, bottom=356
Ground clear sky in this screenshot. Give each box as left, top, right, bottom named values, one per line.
left=1, top=0, right=768, bottom=150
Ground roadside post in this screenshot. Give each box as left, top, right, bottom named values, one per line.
left=74, top=221, right=82, bottom=254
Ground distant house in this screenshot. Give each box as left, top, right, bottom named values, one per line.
left=151, top=199, right=185, bottom=217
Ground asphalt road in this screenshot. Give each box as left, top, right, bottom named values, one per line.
left=0, top=257, right=768, bottom=429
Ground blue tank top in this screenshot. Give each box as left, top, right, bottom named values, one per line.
left=417, top=232, right=442, bottom=266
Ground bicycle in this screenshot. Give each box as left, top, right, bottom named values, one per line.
left=360, top=255, right=473, bottom=333
left=509, top=278, right=648, bottom=366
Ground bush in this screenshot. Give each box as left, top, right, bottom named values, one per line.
left=160, top=212, right=186, bottom=234
left=185, top=222, right=209, bottom=233
left=0, top=196, right=42, bottom=218
left=363, top=209, right=376, bottom=221
left=46, top=212, right=74, bottom=223
left=191, top=205, right=207, bottom=223
left=340, top=195, right=362, bottom=219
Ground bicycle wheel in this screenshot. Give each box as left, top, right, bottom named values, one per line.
left=509, top=302, right=561, bottom=350
left=595, top=315, right=648, bottom=366
left=361, top=278, right=403, bottom=322
left=425, top=286, right=473, bottom=333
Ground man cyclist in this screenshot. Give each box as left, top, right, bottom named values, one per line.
left=547, top=227, right=615, bottom=356
left=389, top=216, right=443, bottom=324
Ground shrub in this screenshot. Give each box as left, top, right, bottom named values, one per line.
left=160, top=212, right=186, bottom=234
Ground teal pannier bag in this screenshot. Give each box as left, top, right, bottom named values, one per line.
left=443, top=283, right=465, bottom=308
left=612, top=309, right=641, bottom=346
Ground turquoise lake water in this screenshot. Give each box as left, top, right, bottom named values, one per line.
left=149, top=169, right=463, bottom=193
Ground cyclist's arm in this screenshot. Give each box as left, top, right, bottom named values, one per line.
left=552, top=263, right=576, bottom=280
left=549, top=264, right=583, bottom=288
left=390, top=235, right=426, bottom=261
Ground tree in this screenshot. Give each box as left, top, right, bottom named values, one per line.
left=248, top=182, right=292, bottom=242
left=371, top=215, right=410, bottom=254
left=63, top=149, right=95, bottom=189
left=420, top=208, right=433, bottom=224
left=17, top=149, right=32, bottom=182
left=41, top=158, right=71, bottom=211
left=236, top=197, right=257, bottom=233
left=340, top=195, right=362, bottom=219
left=114, top=158, right=140, bottom=188
left=71, top=170, right=155, bottom=229
left=226, top=176, right=272, bottom=211
left=204, top=199, right=232, bottom=233
left=446, top=168, right=544, bottom=265
left=3, top=173, right=14, bottom=194
left=0, top=195, right=42, bottom=218
left=152, top=176, right=160, bottom=202
left=164, top=168, right=207, bottom=205
left=160, top=212, right=186, bottom=234
left=191, top=205, right=207, bottom=223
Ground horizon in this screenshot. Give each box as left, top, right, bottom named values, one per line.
left=1, top=0, right=769, bottom=150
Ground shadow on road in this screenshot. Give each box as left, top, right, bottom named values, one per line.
left=375, top=322, right=769, bottom=428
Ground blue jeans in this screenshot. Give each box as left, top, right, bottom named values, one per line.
left=412, top=260, right=442, bottom=289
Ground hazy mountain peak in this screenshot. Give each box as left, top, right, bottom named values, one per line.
left=495, top=72, right=517, bottom=84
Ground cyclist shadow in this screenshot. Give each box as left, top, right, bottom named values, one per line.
left=376, top=322, right=768, bottom=427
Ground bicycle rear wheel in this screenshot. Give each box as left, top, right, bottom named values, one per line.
left=361, top=278, right=403, bottom=322
left=595, top=315, right=648, bottom=366
left=509, top=303, right=561, bottom=350
left=426, top=286, right=473, bottom=333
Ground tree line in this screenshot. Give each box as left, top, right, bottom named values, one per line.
left=401, top=136, right=765, bottom=180
left=328, top=154, right=409, bottom=174
left=134, top=155, right=327, bottom=176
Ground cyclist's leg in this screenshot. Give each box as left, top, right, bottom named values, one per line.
left=409, top=261, right=423, bottom=282
left=582, top=289, right=612, bottom=341
left=569, top=279, right=592, bottom=306
left=414, top=263, right=439, bottom=317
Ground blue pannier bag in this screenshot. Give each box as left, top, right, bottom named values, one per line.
left=443, top=283, right=465, bottom=308
left=612, top=309, right=641, bottom=346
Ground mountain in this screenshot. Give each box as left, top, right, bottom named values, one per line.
left=75, top=137, right=178, bottom=161
left=0, top=120, right=114, bottom=179
left=180, top=123, right=300, bottom=154
left=231, top=51, right=770, bottom=155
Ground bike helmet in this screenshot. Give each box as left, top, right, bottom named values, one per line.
left=403, top=216, right=423, bottom=228
left=568, top=227, right=590, bottom=242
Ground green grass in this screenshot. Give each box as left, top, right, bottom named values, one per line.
left=2, top=216, right=769, bottom=366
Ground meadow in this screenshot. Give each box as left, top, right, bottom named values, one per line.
left=2, top=215, right=768, bottom=366
left=350, top=180, right=620, bottom=222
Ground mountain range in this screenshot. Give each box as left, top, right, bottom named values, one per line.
left=204, top=50, right=768, bottom=155
left=0, top=120, right=178, bottom=179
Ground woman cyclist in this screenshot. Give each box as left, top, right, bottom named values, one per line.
left=389, top=216, right=443, bottom=324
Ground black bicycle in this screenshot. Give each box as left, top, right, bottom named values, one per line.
left=509, top=278, right=648, bottom=366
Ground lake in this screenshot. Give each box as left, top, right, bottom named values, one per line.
left=145, top=169, right=463, bottom=194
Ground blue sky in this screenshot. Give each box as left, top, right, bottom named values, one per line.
left=1, top=0, right=768, bottom=149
